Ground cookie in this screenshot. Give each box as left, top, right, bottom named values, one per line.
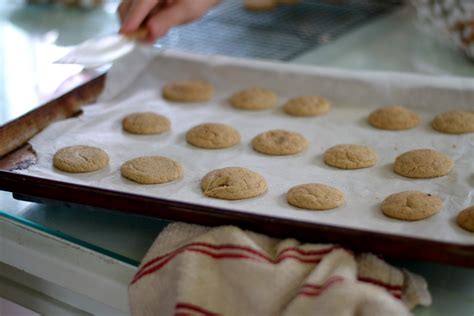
left=287, top=183, right=345, bottom=210
left=53, top=145, right=109, bottom=173
left=381, top=191, right=443, bottom=221
left=283, top=96, right=331, bottom=117
left=324, top=144, right=377, bottom=169
left=201, top=167, right=267, bottom=200
left=122, top=112, right=171, bottom=135
left=229, top=87, right=277, bottom=110
left=368, top=106, right=420, bottom=130
left=252, top=129, right=308, bottom=155
left=186, top=123, right=240, bottom=149
left=457, top=205, right=474, bottom=232
left=244, top=0, right=275, bottom=11
left=393, top=149, right=453, bottom=179
left=162, top=80, right=214, bottom=102
left=121, top=156, right=183, bottom=184
left=432, top=111, right=474, bottom=134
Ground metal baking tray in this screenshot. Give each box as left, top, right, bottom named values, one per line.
left=0, top=71, right=472, bottom=267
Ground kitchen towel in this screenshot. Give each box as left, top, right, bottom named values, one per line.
left=129, top=223, right=431, bottom=316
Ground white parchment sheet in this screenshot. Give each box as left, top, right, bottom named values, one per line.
left=19, top=49, right=474, bottom=244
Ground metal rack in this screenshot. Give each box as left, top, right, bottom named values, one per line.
left=158, top=0, right=402, bottom=60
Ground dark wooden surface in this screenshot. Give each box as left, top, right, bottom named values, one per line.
left=0, top=71, right=472, bottom=268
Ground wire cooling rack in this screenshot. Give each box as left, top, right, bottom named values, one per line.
left=157, top=0, right=402, bottom=60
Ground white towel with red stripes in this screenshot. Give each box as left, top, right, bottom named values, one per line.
left=129, top=223, right=431, bottom=316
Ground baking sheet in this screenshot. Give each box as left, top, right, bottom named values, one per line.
left=17, top=48, right=474, bottom=244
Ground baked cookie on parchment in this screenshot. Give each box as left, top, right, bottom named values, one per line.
left=283, top=96, right=331, bottom=117
left=252, top=129, right=308, bottom=155
left=457, top=205, right=474, bottom=232
left=162, top=80, right=214, bottom=102
left=324, top=144, right=377, bottom=170
left=53, top=145, right=109, bottom=173
left=431, top=111, right=474, bottom=134
left=122, top=112, right=171, bottom=135
left=381, top=191, right=442, bottom=221
left=201, top=167, right=267, bottom=200
left=368, top=106, right=420, bottom=130
left=393, top=149, right=453, bottom=179
left=230, top=87, right=277, bottom=110
left=287, top=183, right=345, bottom=210
left=186, top=123, right=240, bottom=149
left=121, top=156, right=183, bottom=184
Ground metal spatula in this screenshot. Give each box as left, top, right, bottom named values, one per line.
left=55, top=29, right=148, bottom=68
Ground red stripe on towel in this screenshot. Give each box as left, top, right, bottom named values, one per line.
left=175, top=303, right=220, bottom=316
left=358, top=276, right=402, bottom=299
left=298, top=276, right=345, bottom=297
left=132, top=243, right=339, bottom=284
left=358, top=277, right=402, bottom=291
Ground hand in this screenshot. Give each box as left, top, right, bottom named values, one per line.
left=118, top=0, right=219, bottom=43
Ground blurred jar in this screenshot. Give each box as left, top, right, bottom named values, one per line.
left=412, top=0, right=474, bottom=60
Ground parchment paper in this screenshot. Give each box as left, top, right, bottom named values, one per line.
left=18, top=48, right=474, bottom=244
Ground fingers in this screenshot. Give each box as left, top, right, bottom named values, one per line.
left=117, top=0, right=131, bottom=23
left=120, top=0, right=161, bottom=35
left=145, top=2, right=190, bottom=42
left=145, top=0, right=214, bottom=42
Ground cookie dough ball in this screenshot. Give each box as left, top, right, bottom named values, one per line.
left=122, top=112, right=171, bottom=135
left=457, top=205, right=474, bottom=232
left=432, top=111, right=474, bottom=134
left=368, top=106, right=420, bottom=130
left=324, top=144, right=378, bottom=169
left=252, top=129, right=308, bottom=155
left=230, top=87, right=277, bottom=110
left=53, top=145, right=109, bottom=173
left=186, top=123, right=240, bottom=149
left=381, top=191, right=443, bottom=221
left=244, top=0, right=275, bottom=11
left=121, top=156, right=183, bottom=184
left=393, top=149, right=453, bottom=179
left=201, top=167, right=267, bottom=200
left=162, top=80, right=214, bottom=102
left=283, top=96, right=331, bottom=117
left=287, top=183, right=345, bottom=210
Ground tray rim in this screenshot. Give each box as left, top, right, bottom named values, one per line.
left=1, top=171, right=473, bottom=267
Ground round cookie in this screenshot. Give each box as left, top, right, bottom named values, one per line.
left=162, top=80, right=214, bottom=102
left=122, top=112, right=171, bottom=135
left=53, top=145, right=109, bottom=173
left=201, top=167, right=267, bottom=200
left=287, top=183, right=345, bottom=210
left=381, top=191, right=442, bottom=221
left=229, top=87, right=277, bottom=110
left=393, top=149, right=453, bottom=179
left=252, top=129, right=308, bottom=155
left=457, top=205, right=474, bottom=232
left=283, top=96, right=331, bottom=117
left=121, top=156, right=183, bottom=184
left=432, top=111, right=474, bottom=134
left=186, top=123, right=240, bottom=149
left=324, top=144, right=377, bottom=169
left=368, top=106, right=420, bottom=130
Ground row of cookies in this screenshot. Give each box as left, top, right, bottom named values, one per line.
left=122, top=112, right=455, bottom=178
left=51, top=146, right=473, bottom=232
left=161, top=80, right=474, bottom=134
